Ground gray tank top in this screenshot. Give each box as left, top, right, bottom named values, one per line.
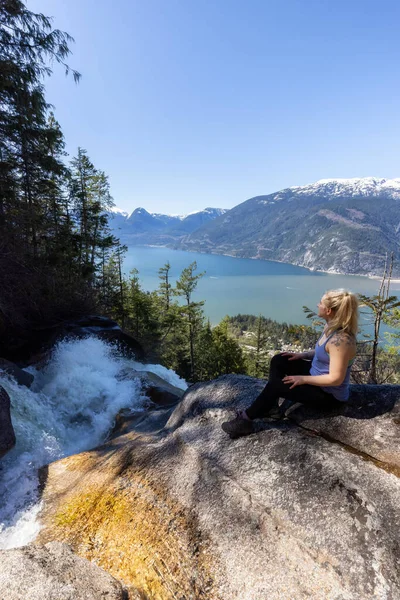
left=310, top=332, right=354, bottom=401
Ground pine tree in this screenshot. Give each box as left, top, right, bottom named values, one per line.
left=0, top=1, right=80, bottom=81
left=0, top=1, right=129, bottom=356
left=0, top=0, right=79, bottom=250
left=210, top=318, right=246, bottom=378
left=99, top=243, right=127, bottom=324
left=125, top=269, right=159, bottom=347
left=70, top=147, right=117, bottom=280
left=196, top=320, right=217, bottom=380
left=155, top=261, right=184, bottom=364
left=174, top=261, right=205, bottom=380
left=0, top=0, right=84, bottom=345
left=358, top=254, right=400, bottom=383
left=243, top=314, right=269, bottom=377
left=158, top=262, right=172, bottom=314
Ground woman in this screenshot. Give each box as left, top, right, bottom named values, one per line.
left=222, top=289, right=358, bottom=439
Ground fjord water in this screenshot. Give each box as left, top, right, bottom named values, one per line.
left=124, top=246, right=400, bottom=329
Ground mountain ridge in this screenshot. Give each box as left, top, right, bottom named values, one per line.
left=175, top=177, right=400, bottom=277
left=108, top=178, right=400, bottom=277
left=108, top=206, right=228, bottom=246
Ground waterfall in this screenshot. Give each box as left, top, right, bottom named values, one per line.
left=0, top=337, right=187, bottom=549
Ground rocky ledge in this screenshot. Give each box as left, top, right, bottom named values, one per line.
left=0, top=542, right=130, bottom=600
left=3, top=376, right=400, bottom=599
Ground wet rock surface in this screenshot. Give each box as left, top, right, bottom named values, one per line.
left=59, top=316, right=145, bottom=361
left=119, top=367, right=185, bottom=406
left=0, top=384, right=16, bottom=459
left=5, top=315, right=145, bottom=364
left=36, top=375, right=400, bottom=599
left=0, top=358, right=34, bottom=388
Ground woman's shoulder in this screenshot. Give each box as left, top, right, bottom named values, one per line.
left=328, top=329, right=356, bottom=350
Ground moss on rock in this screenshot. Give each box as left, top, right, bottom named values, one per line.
left=39, top=448, right=218, bottom=600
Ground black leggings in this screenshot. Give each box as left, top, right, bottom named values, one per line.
left=246, top=353, right=343, bottom=420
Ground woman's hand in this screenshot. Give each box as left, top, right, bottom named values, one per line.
left=282, top=375, right=306, bottom=389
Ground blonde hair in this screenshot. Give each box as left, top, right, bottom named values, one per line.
left=323, top=289, right=359, bottom=338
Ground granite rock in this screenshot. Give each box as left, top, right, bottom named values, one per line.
left=37, top=375, right=400, bottom=600
left=0, top=541, right=130, bottom=600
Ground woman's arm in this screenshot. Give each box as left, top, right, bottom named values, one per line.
left=283, top=333, right=355, bottom=389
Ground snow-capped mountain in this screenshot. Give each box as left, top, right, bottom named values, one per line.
left=177, top=178, right=400, bottom=277
left=109, top=206, right=129, bottom=217
left=165, top=208, right=227, bottom=235
left=268, top=178, right=400, bottom=202
left=107, top=206, right=228, bottom=244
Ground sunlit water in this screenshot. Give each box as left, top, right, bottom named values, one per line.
left=0, top=337, right=187, bottom=549
left=124, top=246, right=400, bottom=333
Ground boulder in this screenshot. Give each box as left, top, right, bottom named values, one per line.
left=287, top=384, right=400, bottom=472
left=0, top=358, right=34, bottom=388
left=0, top=541, right=130, bottom=600
left=37, top=375, right=400, bottom=599
left=95, top=328, right=145, bottom=361
left=5, top=316, right=145, bottom=365
left=111, top=369, right=184, bottom=438
left=59, top=317, right=145, bottom=361
left=0, top=384, right=16, bottom=459
left=56, top=316, right=144, bottom=360
left=119, top=367, right=184, bottom=406
left=140, top=371, right=185, bottom=406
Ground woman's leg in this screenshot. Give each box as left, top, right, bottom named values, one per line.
left=246, top=354, right=312, bottom=420
left=268, top=353, right=310, bottom=382
left=221, top=353, right=342, bottom=438
left=222, top=380, right=341, bottom=438
left=246, top=379, right=339, bottom=420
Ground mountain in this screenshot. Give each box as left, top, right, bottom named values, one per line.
left=165, top=208, right=227, bottom=235
left=125, top=208, right=181, bottom=233
left=107, top=207, right=227, bottom=245
left=104, top=206, right=128, bottom=236
left=175, top=178, right=400, bottom=277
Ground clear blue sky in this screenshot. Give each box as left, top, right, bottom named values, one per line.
left=29, top=0, right=400, bottom=214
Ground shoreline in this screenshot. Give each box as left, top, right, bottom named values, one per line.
left=131, top=243, right=400, bottom=283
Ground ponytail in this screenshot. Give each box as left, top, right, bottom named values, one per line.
left=324, top=289, right=359, bottom=338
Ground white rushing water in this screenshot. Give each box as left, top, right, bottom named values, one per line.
left=0, top=336, right=187, bottom=550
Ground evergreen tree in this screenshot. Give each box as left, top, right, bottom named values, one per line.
left=70, top=147, right=117, bottom=280
left=124, top=269, right=159, bottom=347
left=100, top=243, right=127, bottom=324
left=158, top=262, right=172, bottom=314
left=191, top=317, right=246, bottom=381
left=70, top=147, right=97, bottom=272
left=0, top=0, right=79, bottom=250
left=196, top=320, right=217, bottom=380
left=0, top=0, right=83, bottom=345
left=174, top=261, right=205, bottom=380
left=358, top=254, right=400, bottom=383
left=155, top=261, right=185, bottom=368
left=253, top=314, right=270, bottom=377
left=0, top=2, right=124, bottom=355
left=0, top=1, right=80, bottom=81
left=90, top=169, right=115, bottom=269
